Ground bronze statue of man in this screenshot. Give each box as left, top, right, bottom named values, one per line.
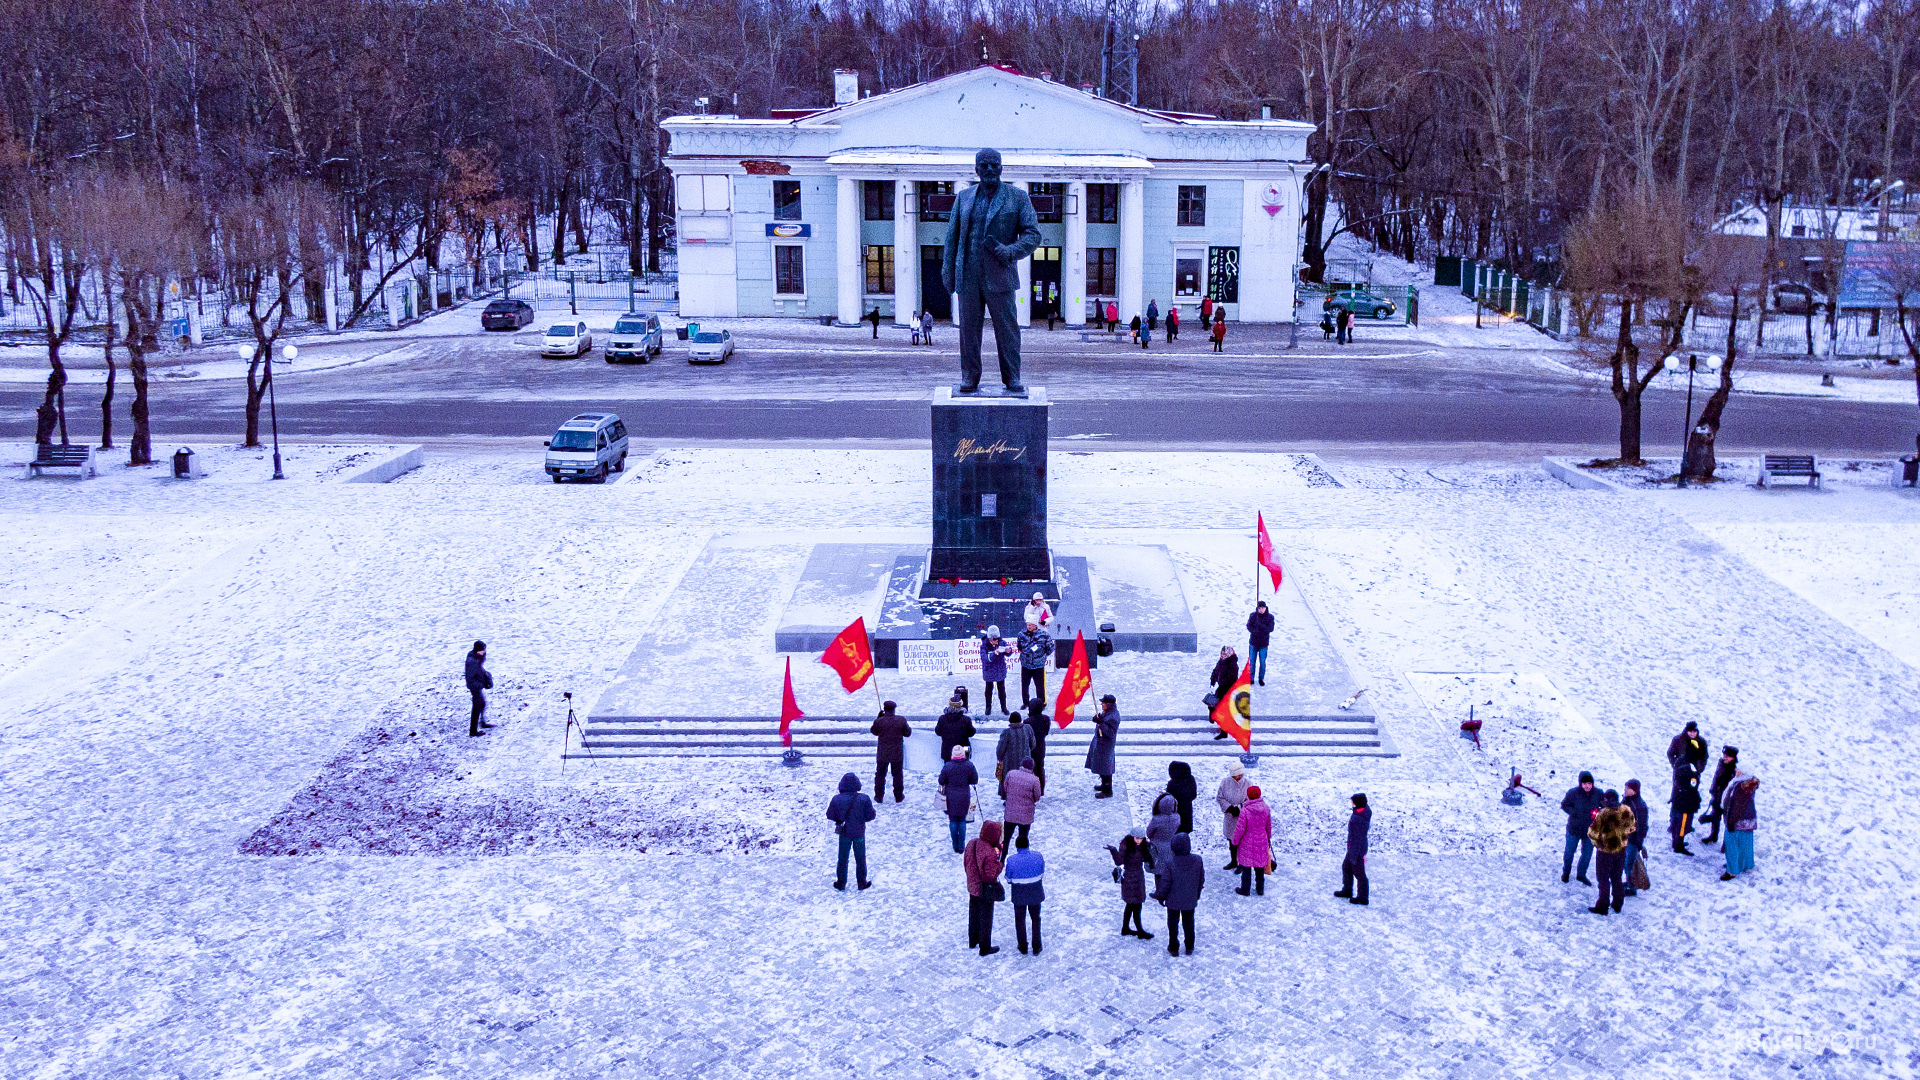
left=941, top=148, right=1043, bottom=394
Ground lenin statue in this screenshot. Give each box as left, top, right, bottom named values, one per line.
left=940, top=148, right=1043, bottom=394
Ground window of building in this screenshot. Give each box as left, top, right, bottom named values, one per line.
left=1088, top=184, right=1119, bottom=224
left=1175, top=256, right=1203, bottom=297
left=1177, top=186, right=1207, bottom=226
left=1088, top=248, right=1118, bottom=295
left=864, top=245, right=894, bottom=294
left=774, top=180, right=803, bottom=221
left=774, top=244, right=806, bottom=295
left=1030, top=182, right=1065, bottom=223
left=863, top=181, right=895, bottom=222
left=1790, top=223, right=1807, bottom=237
left=920, top=181, right=955, bottom=222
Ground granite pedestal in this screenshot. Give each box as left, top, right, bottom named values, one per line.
left=930, top=385, right=1049, bottom=582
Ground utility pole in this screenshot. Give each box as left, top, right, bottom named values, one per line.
left=1100, top=0, right=1139, bottom=105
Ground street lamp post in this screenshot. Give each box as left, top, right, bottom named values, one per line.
left=1671, top=352, right=1722, bottom=488
left=270, top=343, right=295, bottom=479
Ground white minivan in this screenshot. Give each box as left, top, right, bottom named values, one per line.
left=543, top=413, right=629, bottom=483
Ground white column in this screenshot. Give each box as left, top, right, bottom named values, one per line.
left=1119, top=177, right=1146, bottom=324
left=1064, top=181, right=1087, bottom=326
left=836, top=176, right=862, bottom=325
left=894, top=180, right=918, bottom=325
left=323, top=261, right=340, bottom=332
left=1014, top=180, right=1032, bottom=327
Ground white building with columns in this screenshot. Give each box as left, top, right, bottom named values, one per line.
left=665, top=65, right=1316, bottom=327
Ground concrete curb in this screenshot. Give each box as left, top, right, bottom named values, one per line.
left=337, top=445, right=424, bottom=483
left=1541, top=456, right=1635, bottom=493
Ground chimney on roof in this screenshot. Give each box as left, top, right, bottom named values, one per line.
left=834, top=69, right=859, bottom=105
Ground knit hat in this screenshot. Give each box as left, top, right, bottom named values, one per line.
left=986, top=625, right=1000, bottom=638
left=1230, top=763, right=1245, bottom=778
left=951, top=746, right=968, bottom=759
left=1351, top=792, right=1368, bottom=808
left=1246, top=785, right=1261, bottom=799
left=1130, top=826, right=1147, bottom=838
left=1684, top=721, right=1699, bottom=732
left=1032, top=591, right=1045, bottom=602
left=1578, top=771, right=1594, bottom=784
left=1626, top=778, right=1641, bottom=793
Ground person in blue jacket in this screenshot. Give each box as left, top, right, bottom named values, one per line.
left=826, top=773, right=876, bottom=891
left=1005, top=834, right=1045, bottom=954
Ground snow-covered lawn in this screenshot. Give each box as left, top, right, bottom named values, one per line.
left=1, top=449, right=1916, bottom=1077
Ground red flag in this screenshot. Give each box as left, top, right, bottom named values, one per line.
left=779, top=657, right=804, bottom=747
left=819, top=617, right=874, bottom=693
left=1257, top=512, right=1284, bottom=591
left=1051, top=631, right=1092, bottom=728
left=1211, top=663, right=1254, bottom=751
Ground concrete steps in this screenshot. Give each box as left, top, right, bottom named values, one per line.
left=569, top=715, right=1396, bottom=760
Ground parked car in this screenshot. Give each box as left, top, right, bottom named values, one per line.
left=542, top=321, right=595, bottom=358
left=543, top=413, right=629, bottom=484
left=1329, top=288, right=1397, bottom=320
left=605, top=314, right=664, bottom=363
left=481, top=298, right=535, bottom=331
left=1774, top=283, right=1817, bottom=315
left=687, top=328, right=734, bottom=363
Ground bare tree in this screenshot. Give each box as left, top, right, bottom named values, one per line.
left=1857, top=240, right=1920, bottom=448
left=218, top=183, right=331, bottom=447
left=97, top=174, right=201, bottom=465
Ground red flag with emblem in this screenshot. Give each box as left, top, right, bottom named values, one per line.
left=779, top=657, right=804, bottom=746
left=1257, top=512, right=1284, bottom=591
left=1051, top=631, right=1092, bottom=728
left=819, top=618, right=874, bottom=693
left=1211, top=662, right=1254, bottom=751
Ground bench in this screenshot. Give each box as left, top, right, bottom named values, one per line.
left=24, top=443, right=96, bottom=479
left=1078, top=329, right=1130, bottom=343
left=1758, top=454, right=1820, bottom=489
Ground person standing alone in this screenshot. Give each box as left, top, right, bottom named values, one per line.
left=1085, top=694, right=1119, bottom=798
left=1335, top=792, right=1371, bottom=905
left=870, top=700, right=911, bottom=804
left=464, top=641, right=492, bottom=737
left=1210, top=315, right=1227, bottom=352
left=826, top=773, right=877, bottom=891
left=1246, top=601, right=1275, bottom=687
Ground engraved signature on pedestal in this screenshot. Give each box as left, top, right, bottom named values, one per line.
left=953, top=438, right=1025, bottom=463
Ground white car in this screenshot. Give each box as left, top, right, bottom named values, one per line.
left=687, top=329, right=734, bottom=364
left=542, top=321, right=594, bottom=358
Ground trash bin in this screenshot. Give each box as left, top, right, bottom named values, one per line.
left=172, top=447, right=196, bottom=479
left=1096, top=621, right=1116, bottom=657
left=1900, top=454, right=1919, bottom=487
left=818, top=314, right=835, bottom=326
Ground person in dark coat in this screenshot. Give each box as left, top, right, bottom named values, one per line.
left=870, top=700, right=911, bottom=803
left=464, top=641, right=492, bottom=737
left=1146, top=299, right=1159, bottom=332
left=980, top=627, right=1013, bottom=715
left=1208, top=647, right=1239, bottom=739
left=935, top=698, right=976, bottom=764
left=1701, top=746, right=1739, bottom=844
left=1129, top=313, right=1145, bottom=348
left=995, top=712, right=1036, bottom=799
left=1166, top=305, right=1179, bottom=342
left=939, top=747, right=978, bottom=853
left=1335, top=305, right=1352, bottom=345
left=964, top=820, right=1005, bottom=955
left=1245, top=602, right=1275, bottom=686
left=1107, top=828, right=1154, bottom=939
left=1005, top=834, right=1045, bottom=954
left=1666, top=721, right=1709, bottom=776
left=1335, top=792, right=1371, bottom=905
left=1669, top=767, right=1702, bottom=855
left=1146, top=794, right=1181, bottom=897
left=1016, top=622, right=1052, bottom=708
left=1152, top=832, right=1206, bottom=955
left=826, top=773, right=876, bottom=891
left=1720, top=769, right=1760, bottom=880
left=1622, top=779, right=1651, bottom=897
left=1560, top=772, right=1603, bottom=883
left=1589, top=793, right=1634, bottom=915
left=1086, top=694, right=1119, bottom=797
left=1024, top=698, right=1051, bottom=792
left=867, top=306, right=882, bottom=339
left=1165, top=761, right=1199, bottom=834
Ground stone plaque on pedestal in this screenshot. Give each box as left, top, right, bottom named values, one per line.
left=929, top=386, right=1050, bottom=581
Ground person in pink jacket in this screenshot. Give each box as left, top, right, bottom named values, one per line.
left=1232, top=785, right=1273, bottom=896
left=1002, top=758, right=1042, bottom=850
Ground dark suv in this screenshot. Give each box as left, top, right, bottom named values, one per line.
left=482, top=298, right=535, bottom=330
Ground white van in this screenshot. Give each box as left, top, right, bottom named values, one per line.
left=543, top=413, right=629, bottom=483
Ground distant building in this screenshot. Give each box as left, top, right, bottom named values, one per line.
left=663, top=65, right=1316, bottom=325
left=1713, top=203, right=1917, bottom=243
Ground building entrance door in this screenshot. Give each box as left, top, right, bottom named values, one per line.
left=920, top=246, right=951, bottom=320
left=1029, top=247, right=1061, bottom=322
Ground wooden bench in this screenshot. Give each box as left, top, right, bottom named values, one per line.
left=1758, top=454, right=1820, bottom=489
left=23, top=443, right=96, bottom=479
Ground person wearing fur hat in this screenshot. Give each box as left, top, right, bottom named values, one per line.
left=1005, top=834, right=1045, bottom=954
left=1232, top=786, right=1273, bottom=896
left=935, top=698, right=976, bottom=765
left=1216, top=764, right=1252, bottom=870
left=1152, top=833, right=1206, bottom=955
left=1719, top=767, right=1760, bottom=881
left=870, top=700, right=912, bottom=804
left=1588, top=792, right=1635, bottom=914
left=1701, top=746, right=1740, bottom=845
left=1622, top=779, right=1651, bottom=897
left=1106, top=828, right=1155, bottom=939
left=1335, top=793, right=1371, bottom=905
left=964, top=820, right=1005, bottom=955
left=939, top=746, right=979, bottom=853
left=979, top=628, right=1013, bottom=716
left=1146, top=793, right=1182, bottom=898
left=1002, top=757, right=1042, bottom=850
left=1086, top=694, right=1119, bottom=797
left=826, top=773, right=876, bottom=892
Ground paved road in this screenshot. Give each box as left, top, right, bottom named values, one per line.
left=3, top=325, right=1914, bottom=452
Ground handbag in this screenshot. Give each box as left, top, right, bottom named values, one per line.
left=1204, top=692, right=1220, bottom=709
left=982, top=879, right=1006, bottom=902
left=966, top=785, right=980, bottom=824
left=1628, top=850, right=1650, bottom=891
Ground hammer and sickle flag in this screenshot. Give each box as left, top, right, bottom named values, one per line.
left=1051, top=631, right=1092, bottom=729
left=1211, top=662, right=1254, bottom=751
left=820, top=617, right=875, bottom=693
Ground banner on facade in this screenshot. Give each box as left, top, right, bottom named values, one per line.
left=766, top=223, right=812, bottom=238
left=899, top=640, right=954, bottom=676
